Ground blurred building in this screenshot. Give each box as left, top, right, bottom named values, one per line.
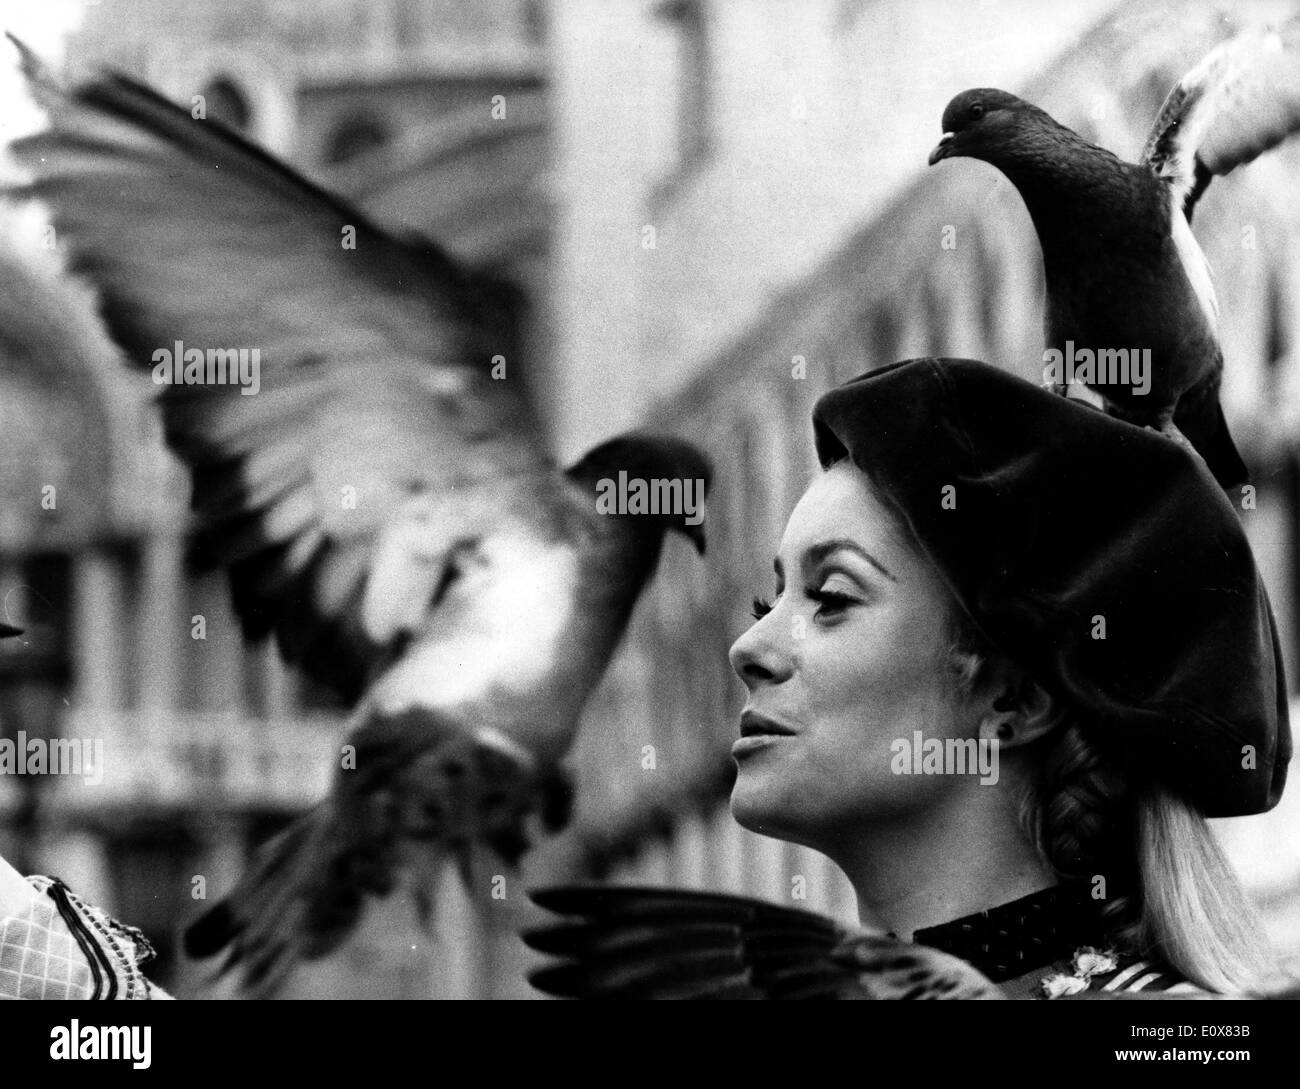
left=1, top=0, right=1298, bottom=999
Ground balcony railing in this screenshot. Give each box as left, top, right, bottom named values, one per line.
left=44, top=707, right=347, bottom=813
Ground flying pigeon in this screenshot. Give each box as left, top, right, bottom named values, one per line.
left=523, top=887, right=1006, bottom=999
left=928, top=18, right=1300, bottom=489
left=7, top=39, right=711, bottom=995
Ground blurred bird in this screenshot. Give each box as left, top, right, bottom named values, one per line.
left=7, top=38, right=711, bottom=996
left=928, top=17, right=1300, bottom=489
left=523, top=886, right=1006, bottom=999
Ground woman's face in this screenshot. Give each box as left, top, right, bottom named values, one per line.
left=728, top=461, right=987, bottom=849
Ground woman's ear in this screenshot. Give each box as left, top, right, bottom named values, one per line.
left=975, top=664, right=1056, bottom=750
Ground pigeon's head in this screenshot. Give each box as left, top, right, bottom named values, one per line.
left=567, top=433, right=712, bottom=553
left=929, top=88, right=1043, bottom=167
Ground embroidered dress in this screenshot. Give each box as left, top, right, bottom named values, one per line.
left=912, top=882, right=1205, bottom=999
left=0, top=876, right=171, bottom=1000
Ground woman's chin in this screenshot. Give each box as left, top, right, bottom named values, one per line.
left=729, top=773, right=802, bottom=841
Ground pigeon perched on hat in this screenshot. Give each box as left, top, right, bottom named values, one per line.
left=812, top=358, right=1289, bottom=819
left=929, top=16, right=1300, bottom=491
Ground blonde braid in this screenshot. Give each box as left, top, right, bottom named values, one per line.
left=943, top=609, right=1143, bottom=950
left=1026, top=720, right=1143, bottom=952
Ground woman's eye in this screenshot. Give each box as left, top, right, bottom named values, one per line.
left=807, top=589, right=856, bottom=617
left=753, top=584, right=858, bottom=621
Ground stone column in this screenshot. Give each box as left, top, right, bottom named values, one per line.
left=138, top=530, right=183, bottom=712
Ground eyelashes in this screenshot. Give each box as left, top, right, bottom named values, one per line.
left=809, top=589, right=854, bottom=614
left=750, top=590, right=855, bottom=622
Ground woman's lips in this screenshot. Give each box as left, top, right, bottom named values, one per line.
left=739, top=711, right=796, bottom=738
left=734, top=711, right=795, bottom=757
left=732, top=734, right=786, bottom=757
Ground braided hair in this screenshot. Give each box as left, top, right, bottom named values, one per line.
left=943, top=605, right=1269, bottom=991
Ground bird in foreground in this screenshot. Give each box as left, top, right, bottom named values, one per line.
left=524, top=886, right=1300, bottom=1000
left=929, top=18, right=1300, bottom=489
left=7, top=39, right=711, bottom=996
left=523, top=887, right=1006, bottom=999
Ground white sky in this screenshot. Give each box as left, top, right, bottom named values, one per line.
left=0, top=1, right=85, bottom=243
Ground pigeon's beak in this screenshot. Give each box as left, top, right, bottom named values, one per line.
left=928, top=132, right=955, bottom=166
left=0, top=622, right=23, bottom=639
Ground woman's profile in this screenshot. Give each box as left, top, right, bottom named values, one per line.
left=525, top=357, right=1292, bottom=1000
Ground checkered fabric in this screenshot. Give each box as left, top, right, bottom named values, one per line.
left=0, top=876, right=171, bottom=1000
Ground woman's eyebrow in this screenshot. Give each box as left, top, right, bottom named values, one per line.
left=803, top=539, right=897, bottom=583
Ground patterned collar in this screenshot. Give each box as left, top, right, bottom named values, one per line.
left=911, top=882, right=1108, bottom=983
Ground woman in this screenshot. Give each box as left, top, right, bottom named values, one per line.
left=0, top=623, right=170, bottom=1000
left=525, top=358, right=1291, bottom=999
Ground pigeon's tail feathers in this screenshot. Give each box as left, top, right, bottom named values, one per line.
left=1174, top=389, right=1250, bottom=491
left=183, top=799, right=397, bottom=996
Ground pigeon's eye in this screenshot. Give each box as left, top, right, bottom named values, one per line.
left=968, top=103, right=985, bottom=120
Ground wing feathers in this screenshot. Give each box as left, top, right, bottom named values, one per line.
left=9, top=45, right=554, bottom=697
left=1143, top=18, right=1300, bottom=217
left=523, top=886, right=859, bottom=999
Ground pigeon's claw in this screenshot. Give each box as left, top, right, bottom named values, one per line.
left=399, top=727, right=570, bottom=871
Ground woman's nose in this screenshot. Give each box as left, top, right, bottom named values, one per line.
left=729, top=613, right=793, bottom=688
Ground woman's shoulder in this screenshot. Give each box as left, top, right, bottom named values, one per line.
left=1000, top=945, right=1209, bottom=1000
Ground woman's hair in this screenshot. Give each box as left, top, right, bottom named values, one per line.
left=944, top=604, right=1272, bottom=993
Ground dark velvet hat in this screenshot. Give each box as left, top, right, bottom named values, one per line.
left=812, top=358, right=1289, bottom=817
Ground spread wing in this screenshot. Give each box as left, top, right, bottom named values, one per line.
left=7, top=38, right=552, bottom=701
left=523, top=886, right=1005, bottom=999
left=1142, top=17, right=1300, bottom=221
left=524, top=886, right=865, bottom=998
